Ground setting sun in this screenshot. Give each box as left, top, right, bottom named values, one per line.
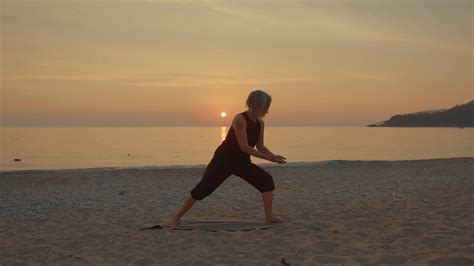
left=220, top=112, right=227, bottom=118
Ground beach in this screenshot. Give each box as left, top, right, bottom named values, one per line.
left=1, top=157, right=473, bottom=265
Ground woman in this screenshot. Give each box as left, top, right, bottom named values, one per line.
left=167, top=90, right=287, bottom=229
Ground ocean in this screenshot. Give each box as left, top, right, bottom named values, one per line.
left=1, top=126, right=472, bottom=172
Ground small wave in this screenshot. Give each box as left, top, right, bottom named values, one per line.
left=0, top=163, right=211, bottom=175
left=0, top=160, right=359, bottom=175
left=9, top=158, right=467, bottom=175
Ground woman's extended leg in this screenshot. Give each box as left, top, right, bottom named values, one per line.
left=167, top=194, right=196, bottom=229
left=166, top=154, right=232, bottom=229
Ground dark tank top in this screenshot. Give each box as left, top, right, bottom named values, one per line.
left=216, top=111, right=261, bottom=163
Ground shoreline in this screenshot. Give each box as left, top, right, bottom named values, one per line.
left=1, top=156, right=471, bottom=175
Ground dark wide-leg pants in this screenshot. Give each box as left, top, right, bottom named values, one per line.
left=190, top=150, right=275, bottom=201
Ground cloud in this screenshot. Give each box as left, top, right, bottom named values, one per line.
left=128, top=76, right=321, bottom=88
left=2, top=74, right=321, bottom=89
left=201, top=0, right=279, bottom=26
left=199, top=0, right=473, bottom=54
left=345, top=73, right=398, bottom=81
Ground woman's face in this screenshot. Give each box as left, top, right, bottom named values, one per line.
left=259, top=109, right=269, bottom=118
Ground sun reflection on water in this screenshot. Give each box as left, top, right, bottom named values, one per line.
left=220, top=126, right=227, bottom=142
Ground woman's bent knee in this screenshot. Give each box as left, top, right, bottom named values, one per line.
left=258, top=174, right=275, bottom=193
left=190, top=189, right=206, bottom=201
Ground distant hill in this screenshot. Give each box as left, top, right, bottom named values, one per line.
left=367, top=100, right=474, bottom=127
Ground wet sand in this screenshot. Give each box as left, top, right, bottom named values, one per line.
left=1, top=157, right=473, bottom=265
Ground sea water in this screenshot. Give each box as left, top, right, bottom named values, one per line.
left=1, top=126, right=472, bottom=172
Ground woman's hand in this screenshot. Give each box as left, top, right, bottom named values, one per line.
left=268, top=154, right=287, bottom=164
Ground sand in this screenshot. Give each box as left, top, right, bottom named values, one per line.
left=1, top=157, right=473, bottom=265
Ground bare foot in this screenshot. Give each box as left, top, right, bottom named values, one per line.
left=264, top=215, right=286, bottom=224
left=166, top=219, right=180, bottom=229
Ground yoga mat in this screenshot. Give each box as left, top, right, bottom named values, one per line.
left=139, top=219, right=285, bottom=232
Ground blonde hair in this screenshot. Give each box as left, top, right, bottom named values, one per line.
left=246, top=90, right=272, bottom=117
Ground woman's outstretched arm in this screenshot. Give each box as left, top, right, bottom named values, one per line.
left=255, top=118, right=275, bottom=156
left=255, top=117, right=286, bottom=163
left=258, top=146, right=275, bottom=157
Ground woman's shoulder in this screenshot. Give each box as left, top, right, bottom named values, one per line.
left=232, top=113, right=247, bottom=127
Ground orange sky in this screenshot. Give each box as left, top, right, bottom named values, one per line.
left=1, top=0, right=472, bottom=126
